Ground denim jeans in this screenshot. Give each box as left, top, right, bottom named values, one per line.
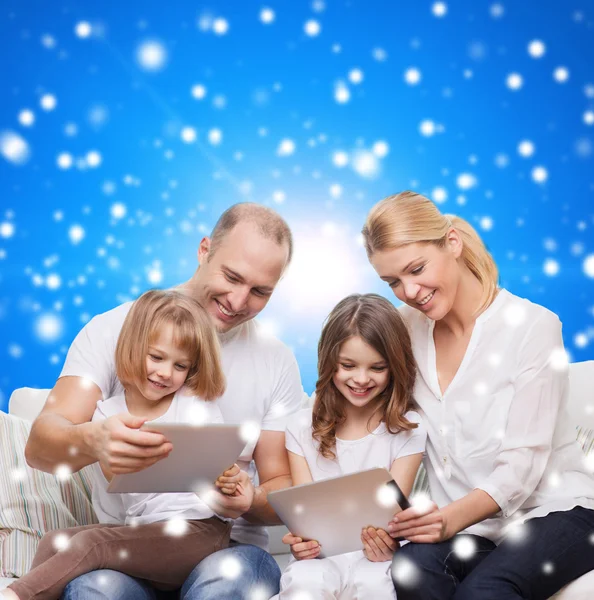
left=62, top=543, right=281, bottom=600
left=392, top=506, right=594, bottom=600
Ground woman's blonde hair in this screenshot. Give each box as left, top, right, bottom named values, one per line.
left=362, top=191, right=499, bottom=314
left=312, top=294, right=418, bottom=460
left=115, top=289, right=225, bottom=400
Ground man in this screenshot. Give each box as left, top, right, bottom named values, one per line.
left=25, top=203, right=304, bottom=599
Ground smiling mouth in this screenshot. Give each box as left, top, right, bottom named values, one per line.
left=417, top=290, right=435, bottom=306
left=216, top=300, right=238, bottom=318
left=347, top=385, right=375, bottom=395
left=148, top=379, right=167, bottom=389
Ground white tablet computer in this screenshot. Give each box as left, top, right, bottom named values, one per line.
left=268, top=467, right=410, bottom=558
left=107, top=423, right=246, bottom=493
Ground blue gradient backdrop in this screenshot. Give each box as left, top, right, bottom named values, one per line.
left=1, top=1, right=593, bottom=411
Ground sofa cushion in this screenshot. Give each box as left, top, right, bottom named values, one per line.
left=0, top=411, right=97, bottom=577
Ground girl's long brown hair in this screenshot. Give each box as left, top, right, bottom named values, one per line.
left=312, top=294, right=418, bottom=459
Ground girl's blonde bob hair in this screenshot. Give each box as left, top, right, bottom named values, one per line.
left=362, top=191, right=499, bottom=314
left=312, top=293, right=418, bottom=460
left=115, top=289, right=225, bottom=401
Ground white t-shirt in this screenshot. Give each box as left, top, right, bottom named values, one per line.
left=285, top=408, right=426, bottom=481
left=60, top=302, right=305, bottom=549
left=90, top=391, right=224, bottom=526
left=400, top=288, right=594, bottom=543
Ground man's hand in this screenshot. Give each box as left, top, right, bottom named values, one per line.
left=361, top=526, right=399, bottom=561
left=281, top=532, right=321, bottom=560
left=93, top=413, right=172, bottom=475
left=204, top=466, right=255, bottom=519
left=387, top=502, right=450, bottom=543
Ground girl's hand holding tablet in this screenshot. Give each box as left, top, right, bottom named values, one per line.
left=361, top=526, right=399, bottom=562
left=281, top=532, right=321, bottom=560
left=206, top=464, right=255, bottom=519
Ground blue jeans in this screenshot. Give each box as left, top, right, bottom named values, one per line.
left=392, top=506, right=594, bottom=599
left=62, top=543, right=281, bottom=599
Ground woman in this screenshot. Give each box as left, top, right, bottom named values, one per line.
left=360, top=191, right=594, bottom=599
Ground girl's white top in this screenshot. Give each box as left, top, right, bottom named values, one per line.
left=89, top=390, right=224, bottom=525
left=400, top=288, right=594, bottom=543
left=286, top=408, right=426, bottom=480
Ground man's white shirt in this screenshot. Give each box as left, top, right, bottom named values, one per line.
left=60, top=301, right=305, bottom=549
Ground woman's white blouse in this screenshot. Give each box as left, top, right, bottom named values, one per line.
left=400, top=288, right=594, bottom=544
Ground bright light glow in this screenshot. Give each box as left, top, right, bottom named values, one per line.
left=304, top=20, right=321, bottom=36
left=276, top=225, right=367, bottom=315
left=0, top=131, right=30, bottom=165
left=75, top=21, right=92, bottom=38
left=240, top=421, right=261, bottom=444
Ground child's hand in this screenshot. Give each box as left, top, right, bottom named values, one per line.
left=204, top=466, right=255, bottom=519
left=361, top=526, right=399, bottom=562
left=215, top=463, right=244, bottom=496
left=282, top=532, right=321, bottom=561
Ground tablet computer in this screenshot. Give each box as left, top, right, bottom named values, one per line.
left=107, top=423, right=246, bottom=494
left=268, top=467, right=410, bottom=558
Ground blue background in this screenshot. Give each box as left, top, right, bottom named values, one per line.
left=1, top=1, right=593, bottom=411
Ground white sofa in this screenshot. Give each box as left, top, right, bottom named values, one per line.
left=2, top=361, right=594, bottom=598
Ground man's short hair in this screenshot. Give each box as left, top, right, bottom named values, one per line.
left=209, top=203, right=293, bottom=265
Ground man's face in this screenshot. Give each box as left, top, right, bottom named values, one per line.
left=194, top=222, right=289, bottom=333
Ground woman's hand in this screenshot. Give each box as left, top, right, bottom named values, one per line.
left=388, top=502, right=451, bottom=543
left=361, top=526, right=399, bottom=561
left=281, top=532, right=321, bottom=560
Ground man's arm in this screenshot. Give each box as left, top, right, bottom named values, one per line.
left=26, top=376, right=172, bottom=474
left=240, top=430, right=292, bottom=525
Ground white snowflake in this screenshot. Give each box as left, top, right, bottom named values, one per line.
left=543, top=258, right=560, bottom=276
left=240, top=421, right=261, bottom=444
left=432, top=2, right=448, bottom=17
left=506, top=73, right=523, bottom=90
left=68, top=224, right=85, bottom=244
left=431, top=187, right=448, bottom=204
left=453, top=536, right=477, bottom=560
left=531, top=166, right=548, bottom=183
left=18, top=109, right=35, bottom=127
left=219, top=555, right=242, bottom=579
left=527, top=40, right=546, bottom=58
left=404, top=67, right=422, bottom=85
left=583, top=254, right=594, bottom=278
left=277, top=138, right=296, bottom=156
left=75, top=21, right=92, bottom=38
left=52, top=533, right=71, bottom=551
left=304, top=20, right=321, bottom=37
left=191, top=84, right=207, bottom=99
left=351, top=150, right=379, bottom=178
left=332, top=150, right=349, bottom=167
left=40, top=93, right=57, bottom=111
left=35, top=313, right=63, bottom=341
left=518, top=140, right=535, bottom=157
left=136, top=40, right=167, bottom=72
left=0, top=222, right=15, bottom=238
left=348, top=68, right=364, bottom=84
left=57, top=152, right=73, bottom=169
left=334, top=81, right=350, bottom=104
left=553, top=67, right=569, bottom=83
left=213, top=18, right=229, bottom=35
left=0, top=131, right=30, bottom=165
left=110, top=203, right=127, bottom=219
left=260, top=8, right=275, bottom=24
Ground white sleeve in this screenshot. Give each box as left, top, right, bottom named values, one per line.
left=59, top=308, right=126, bottom=400
left=261, top=347, right=305, bottom=432
left=477, top=311, right=568, bottom=518
left=392, top=412, right=427, bottom=462
left=285, top=415, right=308, bottom=457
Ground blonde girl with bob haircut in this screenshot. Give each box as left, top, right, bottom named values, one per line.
left=276, top=293, right=427, bottom=600
left=363, top=191, right=594, bottom=600
left=5, top=289, right=253, bottom=600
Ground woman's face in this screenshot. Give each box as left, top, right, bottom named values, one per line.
left=369, top=237, right=462, bottom=321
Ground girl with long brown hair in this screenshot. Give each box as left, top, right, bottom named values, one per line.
left=277, top=293, right=426, bottom=599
